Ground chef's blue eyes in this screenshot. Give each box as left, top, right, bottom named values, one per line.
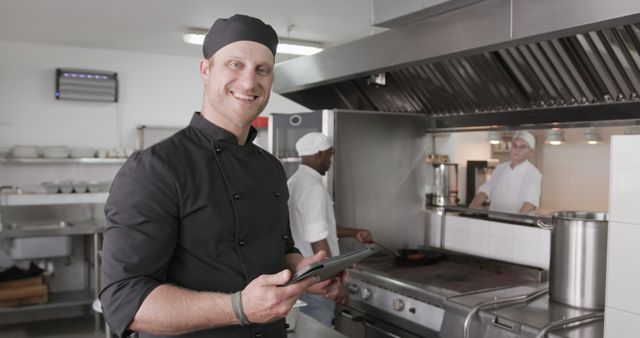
left=227, top=61, right=271, bottom=76
left=257, top=67, right=271, bottom=75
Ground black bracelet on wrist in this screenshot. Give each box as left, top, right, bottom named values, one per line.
left=231, top=291, right=250, bottom=326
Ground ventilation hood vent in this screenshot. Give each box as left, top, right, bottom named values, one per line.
left=274, top=0, right=640, bottom=131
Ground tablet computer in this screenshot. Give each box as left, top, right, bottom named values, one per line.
left=283, top=244, right=379, bottom=286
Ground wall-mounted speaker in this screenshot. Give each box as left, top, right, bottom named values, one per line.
left=55, top=68, right=118, bottom=102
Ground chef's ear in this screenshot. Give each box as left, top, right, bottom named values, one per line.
left=199, top=58, right=212, bottom=82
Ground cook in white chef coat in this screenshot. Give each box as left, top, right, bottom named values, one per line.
left=469, top=131, right=542, bottom=214
left=288, top=132, right=373, bottom=326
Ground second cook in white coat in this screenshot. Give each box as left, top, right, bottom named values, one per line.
left=469, top=130, right=542, bottom=213
left=288, top=132, right=373, bottom=327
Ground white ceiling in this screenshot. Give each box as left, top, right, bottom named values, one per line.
left=0, top=0, right=387, bottom=62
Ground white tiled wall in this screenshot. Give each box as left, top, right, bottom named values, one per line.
left=442, top=215, right=550, bottom=269
left=609, top=136, right=640, bottom=225
left=605, top=221, right=640, bottom=314
left=604, top=136, right=640, bottom=338
left=604, top=307, right=640, bottom=338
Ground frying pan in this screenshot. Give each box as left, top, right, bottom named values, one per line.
left=374, top=242, right=443, bottom=266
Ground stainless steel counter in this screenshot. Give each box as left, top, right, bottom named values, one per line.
left=442, top=283, right=604, bottom=338
left=288, top=313, right=348, bottom=338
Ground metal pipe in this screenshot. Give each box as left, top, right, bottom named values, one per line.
left=463, top=288, right=549, bottom=338
left=439, top=211, right=447, bottom=249
left=534, top=311, right=604, bottom=338
left=93, top=233, right=101, bottom=330
left=445, top=282, right=540, bottom=301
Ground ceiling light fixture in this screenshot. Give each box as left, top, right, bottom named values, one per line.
left=182, top=33, right=205, bottom=45
left=584, top=127, right=603, bottom=145
left=487, top=131, right=502, bottom=145
left=181, top=33, right=323, bottom=56
left=277, top=40, right=323, bottom=56
left=545, top=129, right=565, bottom=146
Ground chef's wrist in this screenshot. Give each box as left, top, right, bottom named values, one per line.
left=231, top=291, right=250, bottom=326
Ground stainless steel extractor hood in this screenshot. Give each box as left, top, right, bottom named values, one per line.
left=274, top=0, right=640, bottom=131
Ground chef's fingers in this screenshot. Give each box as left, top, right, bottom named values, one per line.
left=294, top=251, right=327, bottom=275
left=324, top=278, right=341, bottom=300
left=335, top=285, right=349, bottom=304
left=355, top=230, right=373, bottom=243
left=260, top=269, right=292, bottom=286
left=303, top=278, right=333, bottom=295
left=242, top=271, right=317, bottom=324
left=339, top=270, right=349, bottom=284
left=256, top=269, right=316, bottom=296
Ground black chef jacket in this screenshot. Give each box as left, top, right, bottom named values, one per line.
left=100, top=112, right=298, bottom=338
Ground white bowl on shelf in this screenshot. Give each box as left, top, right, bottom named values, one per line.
left=42, top=182, right=61, bottom=194
left=12, top=145, right=39, bottom=158
left=87, top=181, right=103, bottom=193
left=96, top=149, right=108, bottom=158
left=70, top=147, right=96, bottom=158
left=59, top=184, right=74, bottom=194
left=0, top=147, right=11, bottom=158
left=42, top=146, right=70, bottom=159
left=73, top=181, right=88, bottom=193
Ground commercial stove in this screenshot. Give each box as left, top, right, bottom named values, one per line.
left=334, top=250, right=548, bottom=338
left=334, top=250, right=604, bottom=338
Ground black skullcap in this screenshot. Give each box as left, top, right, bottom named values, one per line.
left=203, top=14, right=279, bottom=59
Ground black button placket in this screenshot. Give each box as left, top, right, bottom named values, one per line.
left=273, top=191, right=288, bottom=242
left=210, top=142, right=249, bottom=282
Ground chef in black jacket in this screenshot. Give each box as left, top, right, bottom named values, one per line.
left=100, top=14, right=339, bottom=338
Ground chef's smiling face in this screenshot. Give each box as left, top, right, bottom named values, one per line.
left=510, top=137, right=532, bottom=165
left=200, top=40, right=274, bottom=129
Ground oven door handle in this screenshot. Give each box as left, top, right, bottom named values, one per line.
left=339, top=310, right=364, bottom=322
left=492, top=316, right=515, bottom=331
left=364, top=320, right=403, bottom=338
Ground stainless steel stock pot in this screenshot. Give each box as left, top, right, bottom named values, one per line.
left=538, top=211, right=608, bottom=309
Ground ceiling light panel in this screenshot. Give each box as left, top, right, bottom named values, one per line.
left=182, top=33, right=323, bottom=56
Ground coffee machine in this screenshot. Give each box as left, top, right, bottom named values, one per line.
left=431, top=162, right=459, bottom=207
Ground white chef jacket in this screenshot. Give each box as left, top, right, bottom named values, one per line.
left=287, top=164, right=340, bottom=258
left=478, top=160, right=542, bottom=213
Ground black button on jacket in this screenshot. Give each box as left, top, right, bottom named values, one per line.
left=100, top=113, right=298, bottom=338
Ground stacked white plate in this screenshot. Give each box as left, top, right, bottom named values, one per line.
left=12, top=145, right=39, bottom=158
left=70, top=147, right=96, bottom=158
left=42, top=146, right=70, bottom=159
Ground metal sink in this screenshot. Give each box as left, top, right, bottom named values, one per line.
left=1, top=221, right=73, bottom=260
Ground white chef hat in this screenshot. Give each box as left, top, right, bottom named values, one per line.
left=512, top=130, right=535, bottom=149
left=295, top=132, right=332, bottom=156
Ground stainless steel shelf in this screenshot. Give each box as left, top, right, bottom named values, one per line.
left=0, top=192, right=109, bottom=206
left=0, top=157, right=126, bottom=164
left=0, top=289, right=93, bottom=314
left=0, top=220, right=105, bottom=239
left=444, top=205, right=551, bottom=226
